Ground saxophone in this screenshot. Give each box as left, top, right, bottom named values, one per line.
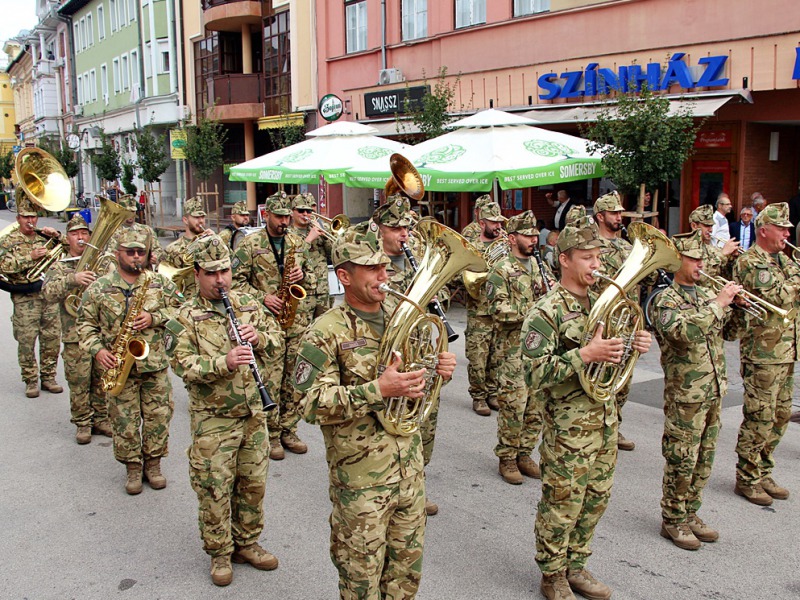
left=277, top=232, right=307, bottom=330
left=101, top=270, right=153, bottom=396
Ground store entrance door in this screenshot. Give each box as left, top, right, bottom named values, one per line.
left=690, top=160, right=731, bottom=212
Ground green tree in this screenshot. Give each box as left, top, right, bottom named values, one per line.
left=121, top=160, right=137, bottom=195
left=0, top=150, right=13, bottom=181
left=581, top=85, right=703, bottom=199
left=398, top=67, right=470, bottom=143
left=184, top=116, right=228, bottom=181
left=90, top=130, right=122, bottom=184
left=135, top=126, right=171, bottom=183
left=268, top=117, right=306, bottom=151
left=38, top=136, right=79, bottom=179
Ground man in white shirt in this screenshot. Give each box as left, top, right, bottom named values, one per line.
left=711, top=193, right=732, bottom=248
left=547, top=190, right=577, bottom=231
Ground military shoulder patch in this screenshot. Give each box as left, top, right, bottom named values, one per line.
left=231, top=256, right=241, bottom=271
left=524, top=330, right=543, bottom=351
left=340, top=338, right=367, bottom=351
left=485, top=281, right=494, bottom=297
left=757, top=269, right=771, bottom=284
left=294, top=359, right=314, bottom=386
left=659, top=309, right=673, bottom=327
left=163, top=318, right=185, bottom=354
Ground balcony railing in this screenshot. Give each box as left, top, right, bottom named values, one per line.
left=202, top=0, right=253, bottom=9
left=208, top=73, right=264, bottom=106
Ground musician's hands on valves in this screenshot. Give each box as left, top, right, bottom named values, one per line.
left=715, top=280, right=744, bottom=308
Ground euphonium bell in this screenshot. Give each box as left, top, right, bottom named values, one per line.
left=15, top=147, right=71, bottom=212
left=384, top=153, right=424, bottom=201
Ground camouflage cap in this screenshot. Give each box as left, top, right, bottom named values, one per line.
left=265, top=191, right=291, bottom=216
left=231, top=201, right=249, bottom=215
left=184, top=196, right=207, bottom=217
left=564, top=204, right=587, bottom=227
left=689, top=204, right=714, bottom=226
left=755, top=202, right=793, bottom=228
left=116, top=226, right=148, bottom=249
left=506, top=210, right=538, bottom=235
left=332, top=221, right=391, bottom=268
left=474, top=194, right=492, bottom=213
left=192, top=233, right=231, bottom=272
left=16, top=190, right=38, bottom=216
left=117, top=194, right=138, bottom=212
left=373, top=195, right=413, bottom=227
left=594, top=191, right=624, bottom=214
left=557, top=216, right=602, bottom=253
left=671, top=230, right=704, bottom=259
left=66, top=213, right=90, bottom=232
left=291, top=193, right=316, bottom=210
left=478, top=202, right=507, bottom=223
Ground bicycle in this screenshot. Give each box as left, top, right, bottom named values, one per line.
left=6, top=193, right=16, bottom=213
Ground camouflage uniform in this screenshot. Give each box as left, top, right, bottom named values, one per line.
left=486, top=211, right=549, bottom=462
left=78, top=229, right=182, bottom=467
left=459, top=194, right=493, bottom=243
left=290, top=193, right=333, bottom=319
left=165, top=235, right=284, bottom=558
left=0, top=197, right=62, bottom=388
left=651, top=231, right=730, bottom=524
left=109, top=195, right=164, bottom=265
left=521, top=221, right=616, bottom=576
left=295, top=226, right=426, bottom=599
left=690, top=204, right=732, bottom=280
left=231, top=193, right=311, bottom=443
left=218, top=200, right=250, bottom=248
left=42, top=216, right=107, bottom=428
left=731, top=203, right=800, bottom=488
left=163, top=197, right=208, bottom=301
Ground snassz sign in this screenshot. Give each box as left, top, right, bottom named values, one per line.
left=364, top=85, right=429, bottom=118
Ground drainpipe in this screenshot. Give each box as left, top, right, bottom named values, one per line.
left=381, top=0, right=387, bottom=71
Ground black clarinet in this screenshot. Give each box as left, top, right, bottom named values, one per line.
left=218, top=288, right=277, bottom=412
left=532, top=245, right=552, bottom=292
left=401, top=242, right=458, bottom=343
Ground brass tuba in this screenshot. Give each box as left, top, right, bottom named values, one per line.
left=384, top=153, right=425, bottom=201
left=378, top=217, right=487, bottom=436
left=65, top=197, right=134, bottom=316
left=15, top=147, right=72, bottom=212
left=579, top=222, right=681, bottom=403
left=462, top=231, right=510, bottom=299
left=157, top=263, right=195, bottom=295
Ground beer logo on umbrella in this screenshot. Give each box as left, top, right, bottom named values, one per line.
left=524, top=140, right=575, bottom=157
left=276, top=149, right=313, bottom=165
left=357, top=146, right=393, bottom=160
left=416, top=144, right=466, bottom=167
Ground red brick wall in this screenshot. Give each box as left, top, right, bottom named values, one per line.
left=741, top=123, right=800, bottom=205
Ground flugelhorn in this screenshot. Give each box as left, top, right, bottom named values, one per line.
left=710, top=234, right=743, bottom=254
left=783, top=241, right=800, bottom=266
left=699, top=270, right=795, bottom=326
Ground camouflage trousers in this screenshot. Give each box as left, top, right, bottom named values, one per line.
left=62, top=342, right=107, bottom=427
left=735, top=362, right=794, bottom=485
left=493, top=327, right=543, bottom=459
left=535, top=423, right=617, bottom=574
left=188, top=411, right=269, bottom=557
left=108, top=369, right=174, bottom=465
left=465, top=313, right=496, bottom=404
left=329, top=472, right=426, bottom=600
left=11, top=294, right=61, bottom=383
left=312, top=292, right=334, bottom=320
left=421, top=393, right=440, bottom=466
left=274, top=334, right=303, bottom=438
left=616, top=379, right=631, bottom=425
left=660, top=384, right=721, bottom=523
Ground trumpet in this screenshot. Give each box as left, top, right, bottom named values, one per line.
left=783, top=241, right=800, bottom=265
left=310, top=212, right=350, bottom=242
left=699, top=270, right=795, bottom=326
left=710, top=234, right=744, bottom=254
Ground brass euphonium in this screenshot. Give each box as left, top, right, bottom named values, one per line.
left=462, top=230, right=510, bottom=299
left=579, top=222, right=681, bottom=403
left=65, top=196, right=134, bottom=316
left=384, top=153, right=425, bottom=201
left=157, top=263, right=195, bottom=295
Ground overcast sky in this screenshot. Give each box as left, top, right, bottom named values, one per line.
left=1, top=0, right=37, bottom=50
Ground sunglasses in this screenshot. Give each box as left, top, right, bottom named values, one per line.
left=122, top=248, right=147, bottom=256
left=296, top=208, right=313, bottom=214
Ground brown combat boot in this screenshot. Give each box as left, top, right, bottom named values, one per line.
left=41, top=379, right=64, bottom=394
left=734, top=481, right=773, bottom=506
left=231, top=543, right=279, bottom=571
left=280, top=432, right=308, bottom=454
left=125, top=463, right=143, bottom=495
left=75, top=426, right=92, bottom=445
left=541, top=571, right=576, bottom=600
left=686, top=514, right=719, bottom=542
left=660, top=521, right=701, bottom=550
left=269, top=438, right=285, bottom=461
left=143, top=458, right=167, bottom=490
left=499, top=458, right=523, bottom=485
left=92, top=421, right=113, bottom=437
left=567, top=568, right=612, bottom=600
left=517, top=455, right=541, bottom=479
left=425, top=498, right=439, bottom=516
left=25, top=382, right=39, bottom=398
left=472, top=399, right=491, bottom=416
left=760, top=477, right=790, bottom=500
left=486, top=397, right=500, bottom=411
left=210, top=555, right=233, bottom=587
left=617, top=433, right=635, bottom=451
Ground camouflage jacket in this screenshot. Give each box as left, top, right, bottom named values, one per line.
left=164, top=290, right=284, bottom=418
left=651, top=282, right=729, bottom=402
left=110, top=222, right=164, bottom=264
left=41, top=257, right=83, bottom=343
left=231, top=229, right=314, bottom=338
left=732, top=244, right=800, bottom=365
left=77, top=270, right=182, bottom=373
left=163, top=235, right=199, bottom=299
left=521, top=284, right=617, bottom=430
left=593, top=235, right=641, bottom=301
left=217, top=224, right=236, bottom=248
left=461, top=220, right=480, bottom=242
left=486, top=254, right=549, bottom=329
left=701, top=243, right=731, bottom=280
left=290, top=224, right=332, bottom=296
left=294, top=302, right=424, bottom=490
left=0, top=226, right=59, bottom=298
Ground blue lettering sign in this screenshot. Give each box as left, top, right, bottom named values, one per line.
left=537, top=73, right=561, bottom=100
left=793, top=48, right=800, bottom=80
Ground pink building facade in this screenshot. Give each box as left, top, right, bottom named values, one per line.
left=316, top=0, right=800, bottom=232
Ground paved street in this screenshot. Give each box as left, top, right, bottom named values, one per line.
left=1, top=209, right=798, bottom=600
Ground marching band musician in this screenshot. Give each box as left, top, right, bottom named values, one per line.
left=162, top=197, right=210, bottom=300
left=460, top=193, right=492, bottom=241
left=41, top=214, right=112, bottom=444
left=165, top=235, right=283, bottom=587
left=218, top=200, right=251, bottom=248
left=731, top=202, right=798, bottom=506
left=688, top=204, right=739, bottom=279
left=289, top=193, right=333, bottom=318
left=650, top=230, right=741, bottom=550
left=486, top=211, right=551, bottom=485
left=0, top=192, right=63, bottom=398
left=231, top=192, right=311, bottom=460
left=294, top=224, right=456, bottom=600
left=109, top=194, right=164, bottom=266
left=77, top=228, right=182, bottom=495
left=521, top=217, right=652, bottom=600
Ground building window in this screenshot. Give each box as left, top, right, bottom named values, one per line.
left=455, top=0, right=485, bottom=28
left=402, top=0, right=427, bottom=41
left=90, top=69, right=97, bottom=102
left=84, top=73, right=91, bottom=106
left=73, top=23, right=80, bottom=53
left=121, top=53, right=130, bottom=90
left=87, top=13, right=94, bottom=46
left=113, top=57, right=120, bottom=92
left=159, top=40, right=170, bottom=73
left=98, top=6, right=105, bottom=40
left=194, top=33, right=219, bottom=113
left=110, top=0, right=118, bottom=32
left=117, top=0, right=127, bottom=27
left=264, top=10, right=291, bottom=115
left=130, top=49, right=140, bottom=94
left=514, top=0, right=550, bottom=16
left=76, top=74, right=83, bottom=104
left=345, top=1, right=367, bottom=54
left=101, top=63, right=108, bottom=102
left=128, top=0, right=136, bottom=24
